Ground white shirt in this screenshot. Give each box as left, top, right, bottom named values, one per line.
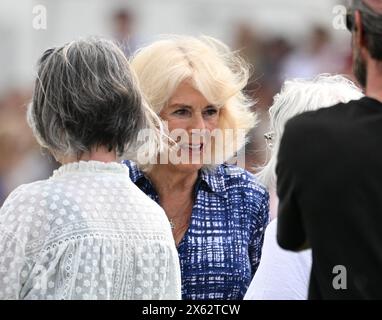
left=244, top=218, right=312, bottom=300
left=0, top=161, right=181, bottom=300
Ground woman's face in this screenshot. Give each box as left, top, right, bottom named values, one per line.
left=159, top=80, right=220, bottom=172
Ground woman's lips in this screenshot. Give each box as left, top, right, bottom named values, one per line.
left=179, top=143, right=204, bottom=152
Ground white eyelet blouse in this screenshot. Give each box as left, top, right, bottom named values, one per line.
left=0, top=161, right=181, bottom=300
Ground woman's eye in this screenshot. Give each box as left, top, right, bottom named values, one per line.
left=203, top=108, right=218, bottom=117
left=173, top=109, right=190, bottom=116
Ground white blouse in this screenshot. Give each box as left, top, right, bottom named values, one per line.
left=244, top=218, right=312, bottom=300
left=0, top=161, right=181, bottom=300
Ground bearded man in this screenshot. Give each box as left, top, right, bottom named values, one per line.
left=276, top=0, right=382, bottom=299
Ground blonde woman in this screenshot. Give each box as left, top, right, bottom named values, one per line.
left=0, top=38, right=181, bottom=300
left=123, top=35, right=269, bottom=300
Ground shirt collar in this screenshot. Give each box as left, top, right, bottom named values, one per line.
left=123, top=160, right=228, bottom=198
left=123, top=160, right=144, bottom=183
left=199, top=166, right=228, bottom=198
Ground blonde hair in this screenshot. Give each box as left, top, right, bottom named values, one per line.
left=257, top=74, right=364, bottom=188
left=130, top=35, right=257, bottom=169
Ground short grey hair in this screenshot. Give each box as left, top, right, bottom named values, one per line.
left=257, top=74, right=364, bottom=188
left=28, top=37, right=162, bottom=159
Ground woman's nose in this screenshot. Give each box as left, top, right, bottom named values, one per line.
left=190, top=113, right=206, bottom=131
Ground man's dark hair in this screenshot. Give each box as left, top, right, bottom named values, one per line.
left=351, top=0, right=382, bottom=60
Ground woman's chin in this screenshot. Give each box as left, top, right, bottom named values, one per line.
left=171, top=162, right=203, bottom=173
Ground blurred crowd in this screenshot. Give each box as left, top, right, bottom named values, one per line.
left=0, top=8, right=355, bottom=206
left=234, top=22, right=354, bottom=170
left=0, top=88, right=58, bottom=205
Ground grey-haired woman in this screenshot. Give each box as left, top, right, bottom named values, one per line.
left=0, top=38, right=181, bottom=300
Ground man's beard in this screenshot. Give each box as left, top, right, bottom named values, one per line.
left=353, top=48, right=367, bottom=88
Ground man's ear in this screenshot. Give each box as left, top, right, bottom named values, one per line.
left=354, top=10, right=365, bottom=48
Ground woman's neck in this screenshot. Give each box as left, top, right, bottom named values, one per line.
left=148, top=164, right=198, bottom=196
left=59, top=146, right=117, bottom=165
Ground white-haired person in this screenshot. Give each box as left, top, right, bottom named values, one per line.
left=0, top=38, right=181, bottom=300
left=123, top=35, right=269, bottom=300
left=244, top=74, right=363, bottom=300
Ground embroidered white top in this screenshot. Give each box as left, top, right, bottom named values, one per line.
left=0, top=161, right=181, bottom=300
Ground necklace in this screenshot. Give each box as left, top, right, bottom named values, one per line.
left=168, top=215, right=190, bottom=232
left=169, top=218, right=175, bottom=230
left=166, top=198, right=193, bottom=231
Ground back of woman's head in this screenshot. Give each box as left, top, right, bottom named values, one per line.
left=28, top=37, right=161, bottom=160
left=258, top=74, right=364, bottom=188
